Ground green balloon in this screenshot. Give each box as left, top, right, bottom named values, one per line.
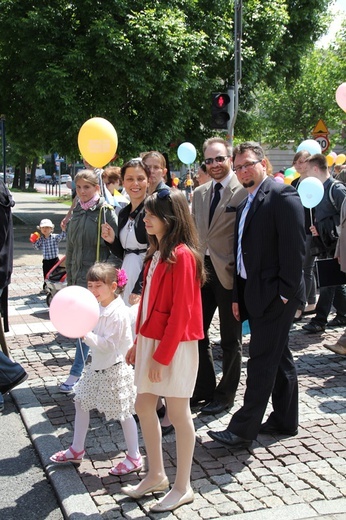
left=284, top=167, right=296, bottom=177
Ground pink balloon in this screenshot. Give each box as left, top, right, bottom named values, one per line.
left=274, top=176, right=284, bottom=184
left=336, top=83, right=346, bottom=112
left=49, top=286, right=100, bottom=338
left=331, top=151, right=337, bottom=159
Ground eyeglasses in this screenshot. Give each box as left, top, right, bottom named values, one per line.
left=205, top=155, right=230, bottom=165
left=157, top=188, right=171, bottom=200
left=233, top=160, right=262, bottom=174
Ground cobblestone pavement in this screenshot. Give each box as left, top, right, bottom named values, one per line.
left=5, top=263, right=346, bottom=520
left=5, top=191, right=346, bottom=519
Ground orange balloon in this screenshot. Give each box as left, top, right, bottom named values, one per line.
left=173, top=177, right=179, bottom=186
left=78, top=117, right=118, bottom=168
left=284, top=175, right=294, bottom=185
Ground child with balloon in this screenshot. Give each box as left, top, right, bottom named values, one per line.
left=122, top=189, right=205, bottom=512
left=50, top=263, right=142, bottom=475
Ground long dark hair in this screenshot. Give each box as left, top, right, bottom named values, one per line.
left=144, top=189, right=205, bottom=284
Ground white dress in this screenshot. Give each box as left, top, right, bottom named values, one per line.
left=134, top=252, right=198, bottom=398
left=119, top=219, right=147, bottom=307
left=74, top=297, right=137, bottom=421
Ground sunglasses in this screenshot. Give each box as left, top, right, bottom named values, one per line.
left=204, top=155, right=230, bottom=165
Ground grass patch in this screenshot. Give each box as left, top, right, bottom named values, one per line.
left=10, top=187, right=38, bottom=193
left=43, top=195, right=72, bottom=206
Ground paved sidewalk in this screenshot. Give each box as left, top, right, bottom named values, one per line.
left=4, top=191, right=346, bottom=519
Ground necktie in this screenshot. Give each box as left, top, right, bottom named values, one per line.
left=237, top=193, right=254, bottom=274
left=209, top=183, right=222, bottom=226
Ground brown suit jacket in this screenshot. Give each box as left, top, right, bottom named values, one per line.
left=192, top=174, right=246, bottom=289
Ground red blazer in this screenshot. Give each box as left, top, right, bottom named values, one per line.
left=136, top=244, right=203, bottom=365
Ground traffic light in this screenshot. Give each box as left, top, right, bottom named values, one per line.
left=211, top=92, right=231, bottom=130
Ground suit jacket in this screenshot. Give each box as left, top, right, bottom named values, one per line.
left=192, top=175, right=247, bottom=289
left=136, top=244, right=203, bottom=365
left=233, top=177, right=305, bottom=318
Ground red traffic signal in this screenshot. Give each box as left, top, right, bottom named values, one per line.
left=211, top=93, right=231, bottom=130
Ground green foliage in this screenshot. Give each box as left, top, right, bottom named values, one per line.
left=0, top=0, right=335, bottom=164
left=243, top=33, right=346, bottom=149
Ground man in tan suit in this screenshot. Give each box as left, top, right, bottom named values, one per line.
left=191, top=137, right=246, bottom=414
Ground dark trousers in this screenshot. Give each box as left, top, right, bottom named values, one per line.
left=0, top=351, right=27, bottom=394
left=193, top=257, right=242, bottom=404
left=42, top=257, right=59, bottom=280
left=228, top=293, right=299, bottom=440
left=312, top=284, right=346, bottom=325
left=298, top=235, right=317, bottom=310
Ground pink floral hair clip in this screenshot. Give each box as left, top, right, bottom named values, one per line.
left=116, top=268, right=128, bottom=288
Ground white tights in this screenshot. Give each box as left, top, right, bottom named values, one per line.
left=68, top=400, right=140, bottom=460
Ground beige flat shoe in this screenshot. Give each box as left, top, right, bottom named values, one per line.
left=150, top=487, right=194, bottom=512
left=121, top=476, right=169, bottom=499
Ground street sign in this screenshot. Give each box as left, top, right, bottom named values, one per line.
left=315, top=135, right=330, bottom=153
left=312, top=119, right=329, bottom=136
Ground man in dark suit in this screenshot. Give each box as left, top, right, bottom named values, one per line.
left=191, top=137, right=246, bottom=415
left=208, top=141, right=305, bottom=447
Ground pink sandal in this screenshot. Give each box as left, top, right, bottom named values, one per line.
left=109, top=454, right=143, bottom=476
left=50, top=446, right=85, bottom=464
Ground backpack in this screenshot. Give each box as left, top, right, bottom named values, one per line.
left=317, top=180, right=345, bottom=254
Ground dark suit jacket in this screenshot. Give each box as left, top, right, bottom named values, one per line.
left=233, top=177, right=305, bottom=319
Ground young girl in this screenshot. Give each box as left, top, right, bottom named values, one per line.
left=122, top=189, right=205, bottom=512
left=50, top=263, right=142, bottom=476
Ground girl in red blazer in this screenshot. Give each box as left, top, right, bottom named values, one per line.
left=122, top=189, right=205, bottom=512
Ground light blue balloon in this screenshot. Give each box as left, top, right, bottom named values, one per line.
left=177, top=142, right=197, bottom=164
left=296, top=139, right=321, bottom=155
left=297, top=177, right=324, bottom=208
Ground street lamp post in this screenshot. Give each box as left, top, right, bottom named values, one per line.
left=227, top=0, right=242, bottom=146
left=0, top=115, right=6, bottom=184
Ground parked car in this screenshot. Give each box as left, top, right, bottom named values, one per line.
left=40, top=175, right=52, bottom=183
left=60, top=174, right=72, bottom=184
left=35, top=168, right=47, bottom=181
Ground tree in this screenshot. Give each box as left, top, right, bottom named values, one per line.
left=240, top=24, right=346, bottom=150
left=0, top=0, right=333, bottom=170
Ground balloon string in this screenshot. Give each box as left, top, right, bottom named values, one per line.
left=78, top=337, right=86, bottom=367
left=310, top=208, right=313, bottom=228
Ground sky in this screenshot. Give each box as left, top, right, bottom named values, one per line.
left=317, top=0, right=346, bottom=47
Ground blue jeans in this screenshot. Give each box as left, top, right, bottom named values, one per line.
left=70, top=340, right=90, bottom=378
left=312, top=284, right=346, bottom=326
left=0, top=351, right=26, bottom=393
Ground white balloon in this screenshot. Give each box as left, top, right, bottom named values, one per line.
left=297, top=177, right=324, bottom=209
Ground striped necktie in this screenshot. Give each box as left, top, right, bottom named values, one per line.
left=237, top=193, right=254, bottom=275
left=209, top=183, right=222, bottom=226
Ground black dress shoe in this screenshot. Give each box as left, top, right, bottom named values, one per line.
left=302, top=322, right=325, bottom=333
left=161, top=424, right=174, bottom=436
left=0, top=371, right=28, bottom=395
left=259, top=421, right=298, bottom=436
left=200, top=400, right=231, bottom=415
left=190, top=396, right=211, bottom=410
left=207, top=429, right=252, bottom=448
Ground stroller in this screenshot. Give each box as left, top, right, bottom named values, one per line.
left=45, top=255, right=67, bottom=307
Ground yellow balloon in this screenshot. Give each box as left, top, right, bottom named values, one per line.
left=173, top=177, right=179, bottom=185
left=293, top=172, right=300, bottom=180
left=326, top=154, right=335, bottom=167
left=335, top=153, right=346, bottom=166
left=284, top=175, right=294, bottom=184
left=78, top=117, right=118, bottom=168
